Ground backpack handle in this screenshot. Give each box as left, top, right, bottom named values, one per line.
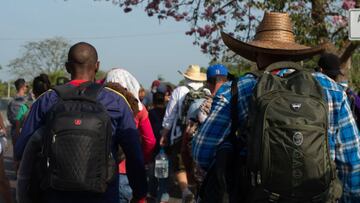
left=265, top=61, right=303, bottom=73
left=53, top=82, right=102, bottom=103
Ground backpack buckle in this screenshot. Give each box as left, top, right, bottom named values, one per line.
left=268, top=192, right=280, bottom=203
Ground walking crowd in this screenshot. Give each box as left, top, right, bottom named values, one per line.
left=0, top=11, right=359, bottom=203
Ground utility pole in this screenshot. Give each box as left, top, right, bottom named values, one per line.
left=7, top=81, right=10, bottom=99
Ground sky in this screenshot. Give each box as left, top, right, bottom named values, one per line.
left=0, top=0, right=211, bottom=88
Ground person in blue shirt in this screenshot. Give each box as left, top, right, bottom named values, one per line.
left=15, top=42, right=147, bottom=203
left=193, top=12, right=360, bottom=203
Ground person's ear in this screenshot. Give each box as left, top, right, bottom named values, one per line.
left=95, top=61, right=100, bottom=73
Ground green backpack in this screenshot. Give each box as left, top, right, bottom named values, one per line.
left=247, top=62, right=342, bottom=203
left=179, top=85, right=207, bottom=130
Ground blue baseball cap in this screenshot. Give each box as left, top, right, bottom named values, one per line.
left=207, top=64, right=228, bottom=78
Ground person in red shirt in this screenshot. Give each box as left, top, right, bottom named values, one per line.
left=105, top=68, right=156, bottom=203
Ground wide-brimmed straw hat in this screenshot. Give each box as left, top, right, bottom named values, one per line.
left=221, top=12, right=324, bottom=62
left=179, top=65, right=207, bottom=82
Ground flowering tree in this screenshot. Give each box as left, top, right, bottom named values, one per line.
left=104, top=0, right=359, bottom=68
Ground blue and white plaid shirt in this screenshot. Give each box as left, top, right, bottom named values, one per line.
left=192, top=71, right=360, bottom=202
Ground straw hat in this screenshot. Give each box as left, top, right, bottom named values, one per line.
left=179, top=65, right=207, bottom=82
left=221, top=12, right=324, bottom=62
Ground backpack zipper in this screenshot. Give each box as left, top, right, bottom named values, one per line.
left=52, top=133, right=57, bottom=143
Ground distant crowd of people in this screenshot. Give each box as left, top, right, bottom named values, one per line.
left=0, top=11, right=358, bottom=203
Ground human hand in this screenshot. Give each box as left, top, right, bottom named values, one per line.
left=159, top=129, right=169, bottom=147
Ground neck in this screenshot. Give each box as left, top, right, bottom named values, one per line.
left=212, top=82, right=225, bottom=96
left=256, top=53, right=286, bottom=70
left=71, top=74, right=94, bottom=82
left=17, top=91, right=25, bottom=97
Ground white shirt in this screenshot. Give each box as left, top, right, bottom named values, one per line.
left=162, top=81, right=204, bottom=144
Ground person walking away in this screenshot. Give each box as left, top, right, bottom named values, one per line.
left=14, top=42, right=148, bottom=203
left=181, top=64, right=228, bottom=192
left=16, top=74, right=52, bottom=203
left=148, top=91, right=169, bottom=202
left=14, top=74, right=51, bottom=139
left=193, top=12, right=359, bottom=203
left=142, top=80, right=161, bottom=109
left=159, top=65, right=208, bottom=203
left=7, top=78, right=28, bottom=169
left=105, top=68, right=156, bottom=203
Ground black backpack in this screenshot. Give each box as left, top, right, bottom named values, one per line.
left=247, top=62, right=342, bottom=203
left=40, top=82, right=116, bottom=193
left=7, top=96, right=27, bottom=126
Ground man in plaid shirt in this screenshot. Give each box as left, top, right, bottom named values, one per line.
left=193, top=12, right=360, bottom=202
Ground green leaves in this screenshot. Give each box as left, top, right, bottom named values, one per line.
left=7, top=37, right=71, bottom=80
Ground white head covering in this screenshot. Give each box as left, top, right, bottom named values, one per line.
left=105, top=68, right=143, bottom=110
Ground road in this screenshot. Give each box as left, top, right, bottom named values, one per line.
left=3, top=139, right=182, bottom=203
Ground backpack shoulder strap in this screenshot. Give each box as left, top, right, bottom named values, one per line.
left=185, top=84, right=195, bottom=92
left=230, top=79, right=238, bottom=139
left=104, top=87, right=132, bottom=109
left=264, top=61, right=303, bottom=72
left=245, top=70, right=263, bottom=78
left=53, top=82, right=102, bottom=103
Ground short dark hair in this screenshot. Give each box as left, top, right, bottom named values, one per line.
left=14, top=78, right=26, bottom=91
left=318, top=53, right=341, bottom=80
left=153, top=92, right=165, bottom=105
left=67, top=42, right=98, bottom=65
left=33, top=74, right=51, bottom=97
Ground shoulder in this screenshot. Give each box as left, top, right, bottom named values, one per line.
left=216, top=74, right=257, bottom=100
left=176, top=86, right=189, bottom=93
left=312, top=72, right=344, bottom=92
left=98, top=87, right=132, bottom=110
left=136, top=106, right=148, bottom=121
left=35, top=90, right=59, bottom=105
left=172, top=86, right=190, bottom=98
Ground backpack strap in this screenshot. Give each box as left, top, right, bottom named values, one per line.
left=185, top=84, right=195, bottom=92
left=53, top=81, right=102, bottom=103
left=245, top=70, right=263, bottom=78
left=230, top=79, right=239, bottom=139
left=104, top=87, right=132, bottom=109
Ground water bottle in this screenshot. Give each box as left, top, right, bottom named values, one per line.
left=154, top=148, right=169, bottom=178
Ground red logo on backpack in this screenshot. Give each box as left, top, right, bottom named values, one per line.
left=74, top=119, right=82, bottom=126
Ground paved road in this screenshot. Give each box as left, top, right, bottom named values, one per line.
left=3, top=141, right=17, bottom=203
left=3, top=139, right=182, bottom=203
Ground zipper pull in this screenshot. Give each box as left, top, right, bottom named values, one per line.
left=251, top=172, right=256, bottom=186
left=257, top=171, right=262, bottom=185
left=47, top=157, right=50, bottom=168
left=52, top=134, right=57, bottom=143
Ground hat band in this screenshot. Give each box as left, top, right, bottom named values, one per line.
left=255, top=30, right=295, bottom=43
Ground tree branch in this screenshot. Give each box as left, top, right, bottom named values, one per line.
left=340, top=41, right=360, bottom=65
left=213, top=0, right=236, bottom=15
left=310, top=0, right=329, bottom=42
left=339, top=0, right=360, bottom=66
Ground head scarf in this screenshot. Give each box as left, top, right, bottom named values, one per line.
left=105, top=68, right=143, bottom=110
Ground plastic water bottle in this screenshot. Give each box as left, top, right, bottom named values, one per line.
left=154, top=148, right=169, bottom=178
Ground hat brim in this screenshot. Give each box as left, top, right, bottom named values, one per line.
left=179, top=71, right=207, bottom=82
left=221, top=32, right=325, bottom=62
